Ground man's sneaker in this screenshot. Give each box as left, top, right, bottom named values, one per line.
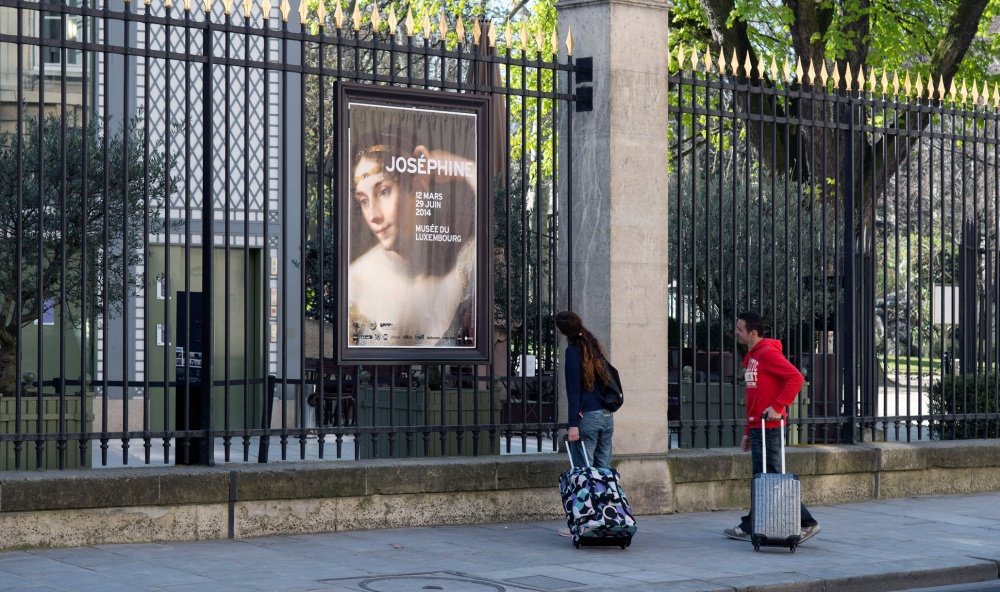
left=799, top=524, right=822, bottom=543
left=557, top=527, right=573, bottom=537
left=723, top=526, right=750, bottom=540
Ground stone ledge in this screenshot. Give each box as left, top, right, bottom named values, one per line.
left=0, top=440, right=998, bottom=550
left=0, top=456, right=568, bottom=514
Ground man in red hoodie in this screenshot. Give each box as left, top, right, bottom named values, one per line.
left=723, top=310, right=821, bottom=543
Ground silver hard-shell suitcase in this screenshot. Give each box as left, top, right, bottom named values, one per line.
left=750, top=418, right=801, bottom=552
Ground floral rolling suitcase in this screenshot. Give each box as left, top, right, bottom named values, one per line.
left=750, top=418, right=801, bottom=552
left=558, top=439, right=636, bottom=549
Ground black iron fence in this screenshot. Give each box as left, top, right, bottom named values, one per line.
left=0, top=0, right=578, bottom=468
left=668, top=49, right=1000, bottom=447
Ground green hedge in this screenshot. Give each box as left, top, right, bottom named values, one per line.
left=929, top=373, right=1000, bottom=439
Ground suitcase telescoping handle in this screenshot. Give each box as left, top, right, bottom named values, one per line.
left=760, top=417, right=786, bottom=474
left=564, top=435, right=591, bottom=468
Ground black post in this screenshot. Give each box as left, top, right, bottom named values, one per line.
left=840, top=101, right=857, bottom=445
left=198, top=14, right=215, bottom=466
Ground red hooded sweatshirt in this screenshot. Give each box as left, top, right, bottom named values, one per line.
left=743, top=338, right=804, bottom=436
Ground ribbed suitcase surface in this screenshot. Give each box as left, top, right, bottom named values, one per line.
left=751, top=472, right=801, bottom=542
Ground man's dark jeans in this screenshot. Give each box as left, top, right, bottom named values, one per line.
left=738, top=427, right=818, bottom=533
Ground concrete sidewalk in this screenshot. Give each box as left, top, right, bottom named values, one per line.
left=0, top=492, right=997, bottom=592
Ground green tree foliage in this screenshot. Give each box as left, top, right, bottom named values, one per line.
left=0, top=113, right=172, bottom=394
left=671, top=0, right=999, bottom=85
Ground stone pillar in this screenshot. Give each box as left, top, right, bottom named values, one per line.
left=556, top=0, right=671, bottom=462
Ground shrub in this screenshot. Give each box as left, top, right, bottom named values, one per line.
left=928, top=373, right=1000, bottom=439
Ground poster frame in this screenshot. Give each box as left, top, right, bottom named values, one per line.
left=335, top=82, right=493, bottom=364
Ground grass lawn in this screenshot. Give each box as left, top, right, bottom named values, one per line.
left=883, top=356, right=942, bottom=375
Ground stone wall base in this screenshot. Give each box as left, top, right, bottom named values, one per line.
left=0, top=440, right=997, bottom=550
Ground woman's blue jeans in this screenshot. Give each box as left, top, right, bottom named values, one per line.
left=569, top=409, right=614, bottom=468
left=738, top=427, right=817, bottom=531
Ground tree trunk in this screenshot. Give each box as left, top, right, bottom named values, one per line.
left=0, top=330, right=19, bottom=395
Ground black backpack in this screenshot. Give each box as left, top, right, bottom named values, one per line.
left=600, top=359, right=624, bottom=412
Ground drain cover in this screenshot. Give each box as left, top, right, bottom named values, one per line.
left=356, top=574, right=507, bottom=592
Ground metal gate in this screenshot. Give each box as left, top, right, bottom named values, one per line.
left=0, top=0, right=580, bottom=468
left=668, top=48, right=1000, bottom=447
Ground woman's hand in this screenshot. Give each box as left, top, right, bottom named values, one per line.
left=567, top=426, right=580, bottom=442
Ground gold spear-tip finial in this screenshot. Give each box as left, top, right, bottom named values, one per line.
left=371, top=2, right=382, bottom=31
left=439, top=12, right=448, bottom=40
left=351, top=1, right=361, bottom=30
left=223, top=0, right=233, bottom=14
left=717, top=50, right=727, bottom=75
left=703, top=47, right=713, bottom=73
left=316, top=0, right=326, bottom=24
left=961, top=78, right=968, bottom=105
left=769, top=55, right=778, bottom=81
left=536, top=24, right=544, bottom=54
left=831, top=61, right=841, bottom=88
left=756, top=55, right=766, bottom=79
left=807, top=58, right=816, bottom=86
left=489, top=19, right=498, bottom=47
left=279, top=0, right=290, bottom=22
left=819, top=60, right=828, bottom=87
left=904, top=72, right=912, bottom=96
left=993, top=82, right=1000, bottom=109
left=388, top=6, right=398, bottom=34
left=730, top=48, right=739, bottom=76
left=949, top=77, right=958, bottom=102
left=892, top=71, right=899, bottom=95
left=297, top=0, right=307, bottom=23
left=421, top=10, right=431, bottom=38
left=334, top=1, right=343, bottom=28
left=504, top=20, right=513, bottom=47
left=844, top=63, right=853, bottom=91
left=203, top=0, right=211, bottom=14
left=743, top=51, right=752, bottom=78
left=184, top=0, right=192, bottom=12
left=242, top=0, right=251, bottom=18
left=405, top=7, right=414, bottom=36
left=550, top=28, right=558, bottom=56
left=565, top=26, right=572, bottom=56
left=456, top=17, right=465, bottom=43
left=472, top=18, right=481, bottom=44
left=520, top=21, right=528, bottom=52
left=915, top=72, right=923, bottom=99
left=783, top=56, right=791, bottom=82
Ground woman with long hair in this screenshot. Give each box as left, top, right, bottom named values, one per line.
left=555, top=311, right=614, bottom=469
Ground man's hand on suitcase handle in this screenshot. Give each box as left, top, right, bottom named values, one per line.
left=743, top=408, right=783, bottom=452
left=567, top=426, right=580, bottom=442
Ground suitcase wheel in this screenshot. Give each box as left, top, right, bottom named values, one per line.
left=753, top=542, right=760, bottom=551
left=789, top=543, right=797, bottom=553
left=573, top=541, right=581, bottom=549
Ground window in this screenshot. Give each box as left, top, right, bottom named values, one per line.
left=38, top=0, right=83, bottom=72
